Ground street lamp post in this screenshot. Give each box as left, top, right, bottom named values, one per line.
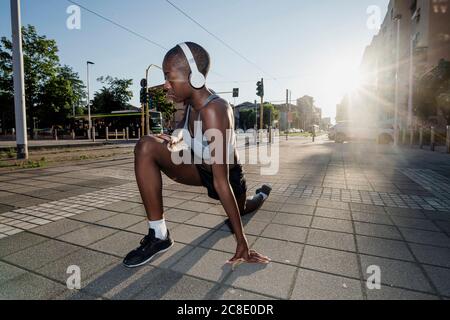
left=393, top=14, right=402, bottom=146
left=87, top=61, right=95, bottom=140
left=145, top=64, right=162, bottom=135
left=10, top=0, right=28, bottom=159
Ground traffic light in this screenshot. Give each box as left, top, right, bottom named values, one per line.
left=233, top=88, right=239, bottom=98
left=140, top=88, right=148, bottom=104
left=256, top=79, right=264, bottom=97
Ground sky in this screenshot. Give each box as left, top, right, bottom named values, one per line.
left=0, top=0, right=389, bottom=121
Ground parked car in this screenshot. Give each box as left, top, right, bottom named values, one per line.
left=334, top=121, right=394, bottom=144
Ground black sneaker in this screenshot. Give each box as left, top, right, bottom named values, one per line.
left=123, top=229, right=174, bottom=268
left=255, top=184, right=272, bottom=198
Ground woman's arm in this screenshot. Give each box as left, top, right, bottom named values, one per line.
left=202, top=101, right=270, bottom=265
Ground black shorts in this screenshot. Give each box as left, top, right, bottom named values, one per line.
left=196, top=164, right=247, bottom=201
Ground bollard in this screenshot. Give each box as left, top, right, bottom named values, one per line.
left=123, top=129, right=126, bottom=140
left=54, top=128, right=58, bottom=141
left=106, top=127, right=109, bottom=141
left=430, top=127, right=435, bottom=152
left=115, top=129, right=118, bottom=140
left=268, top=126, right=272, bottom=144
left=410, top=127, right=414, bottom=146
left=92, top=126, right=96, bottom=142
left=126, top=127, right=129, bottom=141
left=446, top=125, right=450, bottom=154
left=138, top=127, right=141, bottom=139
left=419, top=127, right=423, bottom=149
left=71, top=129, right=75, bottom=140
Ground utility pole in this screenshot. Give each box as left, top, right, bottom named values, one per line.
left=259, top=78, right=264, bottom=132
left=10, top=0, right=28, bottom=159
left=286, top=89, right=289, bottom=140
left=393, top=14, right=402, bottom=146
left=407, top=34, right=415, bottom=129
left=86, top=61, right=95, bottom=140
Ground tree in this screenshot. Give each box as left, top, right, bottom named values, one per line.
left=415, top=59, right=450, bottom=125
left=91, top=76, right=133, bottom=114
left=148, top=87, right=176, bottom=124
left=0, top=25, right=85, bottom=134
left=37, top=65, right=85, bottom=127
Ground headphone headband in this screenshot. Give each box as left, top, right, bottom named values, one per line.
left=177, top=42, right=206, bottom=89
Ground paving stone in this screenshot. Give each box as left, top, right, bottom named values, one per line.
left=0, top=232, right=48, bottom=257
left=409, top=244, right=450, bottom=268
left=171, top=224, right=215, bottom=246
left=134, top=269, right=216, bottom=300
left=291, top=269, right=363, bottom=300
left=360, top=255, right=434, bottom=293
left=58, top=225, right=118, bottom=246
left=171, top=247, right=231, bottom=282
left=185, top=214, right=226, bottom=229
left=366, top=286, right=438, bottom=300
left=0, top=273, right=67, bottom=300
left=31, top=219, right=88, bottom=237
left=391, top=216, right=440, bottom=232
left=423, top=265, right=450, bottom=297
left=352, top=212, right=393, bottom=225
left=225, top=262, right=297, bottom=299
left=315, top=207, right=352, bottom=220
left=36, top=248, right=120, bottom=284
left=300, top=246, right=360, bottom=278
left=250, top=237, right=304, bottom=265
left=279, top=203, right=315, bottom=215
left=316, top=200, right=350, bottom=210
left=163, top=197, right=188, bottom=208
left=201, top=230, right=257, bottom=253
left=3, top=239, right=79, bottom=271
left=272, top=213, right=312, bottom=228
left=311, top=217, right=353, bottom=233
left=165, top=208, right=199, bottom=223
left=354, top=222, right=402, bottom=240
left=307, top=229, right=356, bottom=252
left=96, top=214, right=143, bottom=229
left=356, top=235, right=414, bottom=261
left=350, top=203, right=386, bottom=214
left=149, top=242, right=194, bottom=269
left=261, top=224, right=308, bottom=243
left=0, top=261, right=27, bottom=284
left=399, top=228, right=450, bottom=247
left=178, top=201, right=215, bottom=213
left=88, top=231, right=144, bottom=257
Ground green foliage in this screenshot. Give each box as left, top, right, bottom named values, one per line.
left=0, top=25, right=85, bottom=131
left=148, top=87, right=176, bottom=123
left=415, top=59, right=450, bottom=124
left=91, top=76, right=133, bottom=114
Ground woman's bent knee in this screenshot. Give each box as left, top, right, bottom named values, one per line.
left=135, top=136, right=162, bottom=157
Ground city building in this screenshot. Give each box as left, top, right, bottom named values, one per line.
left=352, top=0, right=450, bottom=129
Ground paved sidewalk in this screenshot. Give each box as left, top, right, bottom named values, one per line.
left=0, top=138, right=449, bottom=300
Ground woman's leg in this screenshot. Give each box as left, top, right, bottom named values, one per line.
left=237, top=192, right=265, bottom=215
left=134, top=135, right=203, bottom=221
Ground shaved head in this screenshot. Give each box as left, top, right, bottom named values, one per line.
left=163, top=42, right=211, bottom=77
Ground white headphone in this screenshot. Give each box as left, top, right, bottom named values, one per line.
left=178, top=42, right=206, bottom=89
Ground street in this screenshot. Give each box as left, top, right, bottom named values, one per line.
left=0, top=137, right=449, bottom=300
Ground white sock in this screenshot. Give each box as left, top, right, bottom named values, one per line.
left=149, top=219, right=168, bottom=240
left=258, top=192, right=268, bottom=201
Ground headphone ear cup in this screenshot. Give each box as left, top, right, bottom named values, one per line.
left=189, top=72, right=206, bottom=89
